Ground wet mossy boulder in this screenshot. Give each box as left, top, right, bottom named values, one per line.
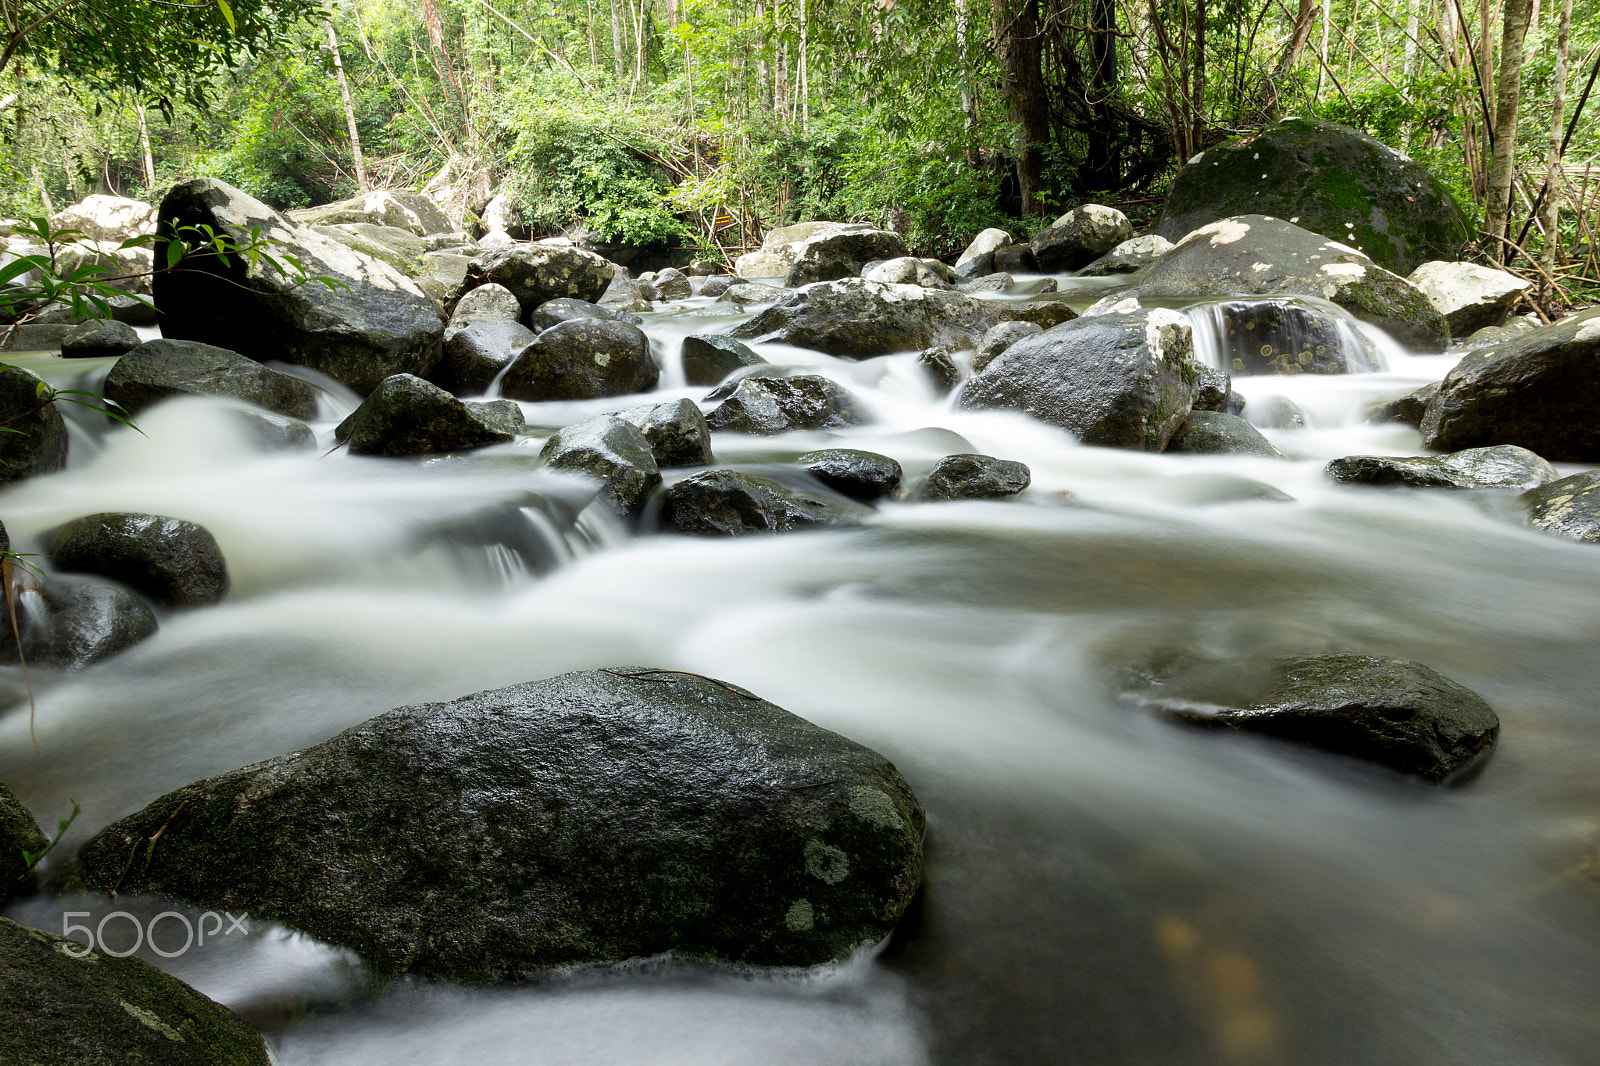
left=1521, top=471, right=1600, bottom=543
left=60, top=318, right=141, bottom=359
left=705, top=375, right=865, bottom=435
left=1420, top=308, right=1600, bottom=460
left=1166, top=411, right=1285, bottom=458
left=499, top=318, right=659, bottom=402
left=0, top=363, right=68, bottom=484
left=45, top=512, right=228, bottom=608
left=105, top=339, right=320, bottom=419
left=959, top=308, right=1199, bottom=451
left=1030, top=205, right=1134, bottom=272
left=0, top=576, right=159, bottom=670
left=1120, top=652, right=1498, bottom=782
left=681, top=334, right=768, bottom=386
left=0, top=917, right=272, bottom=1065
left=973, top=320, right=1044, bottom=373
left=797, top=449, right=903, bottom=502
left=154, top=179, right=446, bottom=395
left=912, top=454, right=1031, bottom=501
left=1367, top=382, right=1437, bottom=428
left=1327, top=445, right=1557, bottom=491
left=1152, top=117, right=1470, bottom=275
left=78, top=669, right=924, bottom=980
left=1, top=783, right=46, bottom=899
left=465, top=243, right=615, bottom=307
left=660, top=469, right=873, bottom=535
left=435, top=318, right=536, bottom=395
left=526, top=297, right=640, bottom=333
left=540, top=414, right=662, bottom=519
left=614, top=398, right=713, bottom=468
left=1135, top=215, right=1447, bottom=351
left=337, top=373, right=515, bottom=457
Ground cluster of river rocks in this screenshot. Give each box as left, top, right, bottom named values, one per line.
left=0, top=117, right=1595, bottom=1060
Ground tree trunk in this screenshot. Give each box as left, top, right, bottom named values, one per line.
left=1539, top=0, right=1572, bottom=297
left=1402, top=0, right=1420, bottom=80
left=610, top=0, right=626, bottom=80
left=327, top=21, right=369, bottom=190
left=135, top=102, right=156, bottom=188
left=799, top=0, right=809, bottom=131
left=996, top=0, right=1048, bottom=215
left=1273, top=0, right=1317, bottom=83
left=956, top=0, right=980, bottom=165
left=1084, top=0, right=1120, bottom=187
left=1192, top=0, right=1206, bottom=150
left=1484, top=0, right=1531, bottom=262
left=1316, top=0, right=1330, bottom=100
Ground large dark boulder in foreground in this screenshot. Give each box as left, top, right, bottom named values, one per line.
left=338, top=374, right=515, bottom=457
left=1152, top=117, right=1470, bottom=275
left=1030, top=205, right=1133, bottom=272
left=706, top=375, right=865, bottom=435
left=0, top=576, right=159, bottom=670
left=464, top=243, right=614, bottom=310
left=46, top=512, right=228, bottom=608
left=1420, top=308, right=1600, bottom=460
left=105, top=339, right=319, bottom=419
left=79, top=669, right=923, bottom=980
left=1120, top=652, right=1498, bottom=782
left=1327, top=444, right=1556, bottom=491
left=913, top=454, right=1031, bottom=501
left=1134, top=215, right=1448, bottom=351
left=540, top=414, right=661, bottom=519
left=798, top=449, right=903, bottom=502
left=661, top=470, right=873, bottom=535
left=1166, top=411, right=1285, bottom=458
left=0, top=916, right=272, bottom=1065
left=1, top=783, right=46, bottom=899
left=682, top=334, right=767, bottom=386
left=959, top=309, right=1199, bottom=451
left=154, top=178, right=445, bottom=395
left=0, top=363, right=68, bottom=484
left=1521, top=471, right=1600, bottom=543
left=731, top=278, right=1075, bottom=359
left=499, top=319, right=658, bottom=402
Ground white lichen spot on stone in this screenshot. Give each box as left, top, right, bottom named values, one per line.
left=1251, top=262, right=1271, bottom=273
left=1325, top=241, right=1363, bottom=257
left=1083, top=295, right=1141, bottom=317
left=594, top=352, right=612, bottom=367
left=1197, top=219, right=1250, bottom=246
left=1190, top=150, right=1206, bottom=165
left=1144, top=308, right=1192, bottom=363
left=1290, top=216, right=1300, bottom=223
left=1320, top=263, right=1366, bottom=279
left=785, top=899, right=815, bottom=932
left=804, top=838, right=851, bottom=885
left=848, top=786, right=904, bottom=830
left=120, top=1001, right=186, bottom=1043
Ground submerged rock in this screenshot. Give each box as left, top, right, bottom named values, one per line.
left=705, top=375, right=865, bottom=435
left=78, top=669, right=923, bottom=980
left=1030, top=205, right=1133, bottom=272
left=959, top=309, right=1199, bottom=451
left=0, top=916, right=273, bottom=1065
left=499, top=319, right=658, bottom=402
left=1166, top=411, right=1284, bottom=458
left=339, top=374, right=515, bottom=457
left=661, top=469, right=873, bottom=535
left=541, top=414, right=661, bottom=519
left=0, top=363, right=68, bottom=484
left=1521, top=471, right=1600, bottom=543
left=912, top=454, right=1031, bottom=501
left=1121, top=652, right=1498, bottom=782
left=797, top=449, right=903, bottom=502
left=1408, top=260, right=1531, bottom=336
left=104, top=339, right=320, bottom=419
left=1134, top=215, right=1448, bottom=351
left=154, top=178, right=445, bottom=395
left=0, top=576, right=159, bottom=670
left=681, top=334, right=768, bottom=386
left=1366, top=383, right=1436, bottom=428
left=45, top=512, right=228, bottom=608
left=1152, top=117, right=1470, bottom=275
left=1327, top=445, right=1556, bottom=490
left=1420, top=309, right=1600, bottom=460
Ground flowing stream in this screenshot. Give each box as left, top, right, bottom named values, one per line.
left=4, top=275, right=1600, bottom=1065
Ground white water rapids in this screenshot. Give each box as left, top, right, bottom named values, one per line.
left=3, top=276, right=1599, bottom=1065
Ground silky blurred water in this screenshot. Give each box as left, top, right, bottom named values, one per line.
left=3, top=279, right=1598, bottom=1066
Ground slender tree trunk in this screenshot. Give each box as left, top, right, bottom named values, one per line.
left=1484, top=0, right=1532, bottom=262
left=799, top=0, right=809, bottom=131
left=1539, top=0, right=1572, bottom=297
left=587, top=0, right=599, bottom=68
left=1316, top=0, right=1330, bottom=99
left=31, top=162, right=50, bottom=214
left=996, top=0, right=1048, bottom=215
left=1274, top=0, right=1317, bottom=82
left=610, top=0, right=626, bottom=80
left=1402, top=0, right=1420, bottom=79
left=1192, top=0, right=1206, bottom=150
left=135, top=102, right=155, bottom=187
left=956, top=0, right=980, bottom=164
left=1084, top=0, right=1119, bottom=187
left=327, top=21, right=369, bottom=190
left=755, top=0, right=770, bottom=108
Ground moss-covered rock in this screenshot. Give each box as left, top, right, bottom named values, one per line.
left=0, top=363, right=68, bottom=484
left=105, top=339, right=320, bottom=419
left=1152, top=117, right=1470, bottom=275
left=912, top=454, right=1031, bottom=501
left=0, top=917, right=272, bottom=1065
left=614, top=398, right=713, bottom=468
left=464, top=243, right=615, bottom=308
left=0, top=575, right=159, bottom=669
left=337, top=373, right=515, bottom=457
left=0, top=782, right=46, bottom=899
left=77, top=669, right=923, bottom=980
left=45, top=512, right=228, bottom=608
left=1201, top=300, right=1374, bottom=376
left=1521, top=471, right=1600, bottom=543
left=540, top=414, right=662, bottom=519
left=499, top=318, right=659, bottom=402
left=705, top=375, right=865, bottom=435
left=681, top=334, right=768, bottom=386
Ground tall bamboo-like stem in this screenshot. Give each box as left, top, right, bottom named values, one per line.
left=327, top=20, right=368, bottom=190
left=135, top=101, right=155, bottom=187
left=1538, top=0, right=1572, bottom=297
left=1483, top=0, right=1531, bottom=263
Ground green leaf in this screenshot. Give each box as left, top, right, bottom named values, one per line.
left=216, top=0, right=236, bottom=33
left=166, top=241, right=184, bottom=270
